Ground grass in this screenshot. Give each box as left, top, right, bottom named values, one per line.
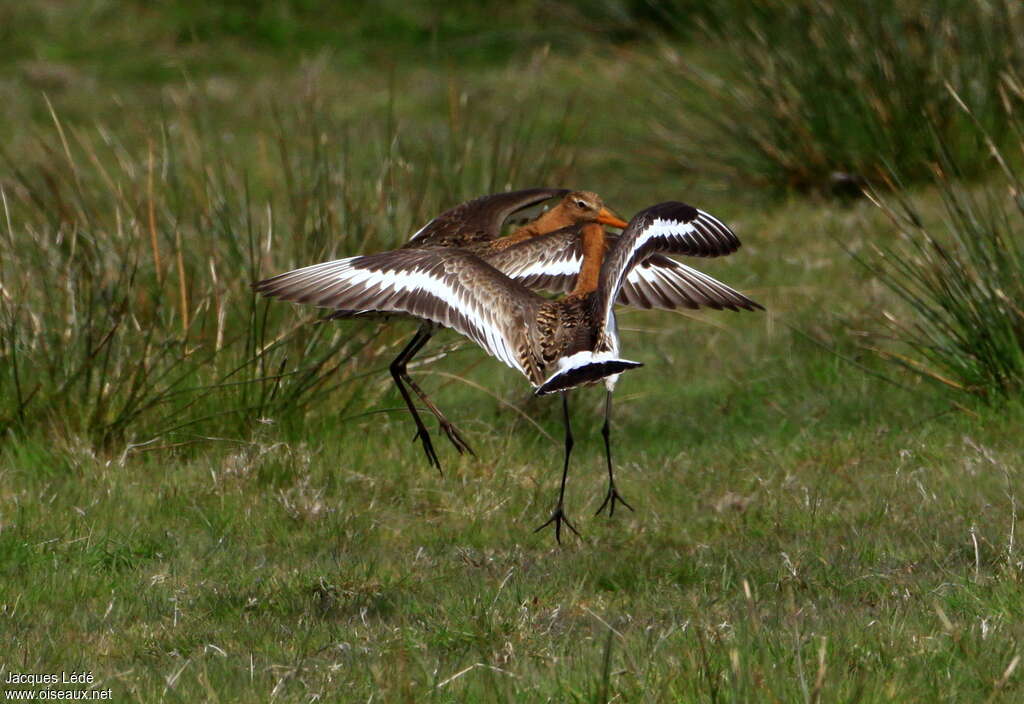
left=0, top=0, right=663, bottom=78
left=0, top=78, right=577, bottom=446
left=854, top=84, right=1024, bottom=400
left=2, top=2, right=1023, bottom=701
left=646, top=0, right=1024, bottom=194
left=3, top=329, right=1023, bottom=700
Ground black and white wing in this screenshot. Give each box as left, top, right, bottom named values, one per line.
left=486, top=227, right=761, bottom=311
left=616, top=257, right=762, bottom=311
left=253, top=249, right=541, bottom=376
left=481, top=229, right=582, bottom=288
left=406, top=188, right=570, bottom=248
left=597, top=202, right=747, bottom=332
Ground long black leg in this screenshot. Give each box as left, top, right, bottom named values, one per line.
left=534, top=392, right=581, bottom=543
left=595, top=391, right=634, bottom=517
left=390, top=326, right=443, bottom=473
left=400, top=365, right=475, bottom=458
left=391, top=324, right=475, bottom=464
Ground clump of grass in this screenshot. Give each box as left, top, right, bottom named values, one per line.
left=0, top=84, right=577, bottom=453
left=648, top=0, right=1024, bottom=193
left=856, top=81, right=1024, bottom=401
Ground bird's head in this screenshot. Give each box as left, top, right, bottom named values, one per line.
left=561, top=191, right=628, bottom=229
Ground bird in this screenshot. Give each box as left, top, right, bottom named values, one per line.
left=483, top=227, right=761, bottom=313
left=319, top=188, right=626, bottom=470
left=483, top=223, right=763, bottom=523
left=313, top=188, right=760, bottom=471
left=254, top=200, right=755, bottom=541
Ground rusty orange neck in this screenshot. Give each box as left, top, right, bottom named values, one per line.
left=509, top=204, right=574, bottom=241
left=569, top=224, right=606, bottom=297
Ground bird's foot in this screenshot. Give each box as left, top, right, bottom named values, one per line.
left=595, top=483, right=634, bottom=518
left=438, top=419, right=475, bottom=457
left=534, top=504, right=581, bottom=544
left=411, top=425, right=443, bottom=475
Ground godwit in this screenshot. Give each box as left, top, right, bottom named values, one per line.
left=318, top=189, right=759, bottom=470
left=485, top=227, right=762, bottom=313
left=323, top=188, right=629, bottom=470
left=254, top=200, right=754, bottom=541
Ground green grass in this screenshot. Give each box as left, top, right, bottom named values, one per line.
left=3, top=336, right=1023, bottom=700
left=2, top=2, right=1023, bottom=701
left=854, top=87, right=1024, bottom=401
left=647, top=0, right=1024, bottom=194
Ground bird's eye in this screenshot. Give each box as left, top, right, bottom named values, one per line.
left=575, top=200, right=588, bottom=209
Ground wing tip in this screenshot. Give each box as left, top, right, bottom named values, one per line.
left=630, top=201, right=743, bottom=257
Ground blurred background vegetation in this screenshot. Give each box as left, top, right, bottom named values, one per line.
left=3, top=0, right=1022, bottom=444
left=2, top=1, right=1024, bottom=701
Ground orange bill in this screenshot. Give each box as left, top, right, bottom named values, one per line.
left=595, top=208, right=628, bottom=229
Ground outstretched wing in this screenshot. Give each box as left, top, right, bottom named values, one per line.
left=598, top=202, right=747, bottom=334
left=254, top=249, right=541, bottom=376
left=615, top=257, right=762, bottom=311
left=406, top=188, right=570, bottom=248
left=485, top=227, right=761, bottom=311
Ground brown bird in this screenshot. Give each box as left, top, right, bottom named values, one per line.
left=323, top=188, right=628, bottom=469
left=254, top=201, right=756, bottom=541
left=312, top=188, right=760, bottom=471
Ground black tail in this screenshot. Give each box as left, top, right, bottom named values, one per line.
left=536, top=358, right=642, bottom=396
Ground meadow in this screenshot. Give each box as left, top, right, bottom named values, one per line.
left=1, top=2, right=1023, bottom=701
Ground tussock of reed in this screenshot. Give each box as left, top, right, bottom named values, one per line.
left=647, top=0, right=1024, bottom=194
left=857, top=82, right=1024, bottom=400
left=0, top=85, right=577, bottom=453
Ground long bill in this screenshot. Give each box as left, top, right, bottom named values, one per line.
left=596, top=208, right=628, bottom=229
